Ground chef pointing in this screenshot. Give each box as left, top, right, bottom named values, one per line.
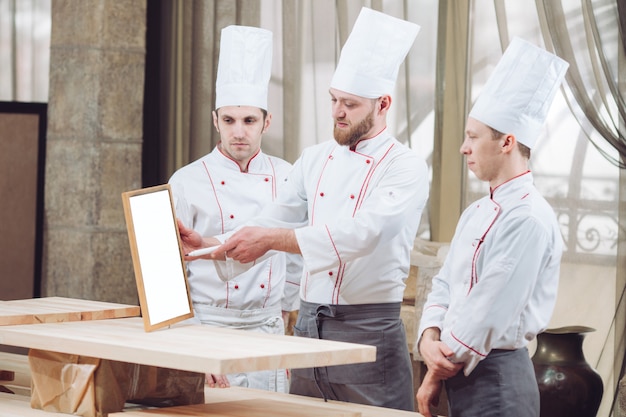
left=416, top=37, right=568, bottom=417
left=169, top=25, right=301, bottom=392
left=179, top=7, right=429, bottom=411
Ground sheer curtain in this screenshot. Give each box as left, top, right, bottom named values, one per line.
left=539, top=0, right=625, bottom=168
left=275, top=0, right=438, bottom=241
left=157, top=0, right=438, bottom=233
left=0, top=0, right=50, bottom=102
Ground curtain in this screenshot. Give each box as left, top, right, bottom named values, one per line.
left=0, top=0, right=50, bottom=102
left=155, top=0, right=437, bottom=182
left=146, top=0, right=261, bottom=184
left=538, top=0, right=626, bottom=168
left=536, top=3, right=626, bottom=412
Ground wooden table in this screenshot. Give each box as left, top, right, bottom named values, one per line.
left=112, top=386, right=422, bottom=417
left=0, top=297, right=397, bottom=417
left=0, top=316, right=375, bottom=375
left=0, top=296, right=140, bottom=326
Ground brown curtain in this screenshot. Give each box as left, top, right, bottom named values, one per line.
left=150, top=0, right=261, bottom=184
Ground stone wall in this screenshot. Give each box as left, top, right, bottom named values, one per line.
left=42, top=0, right=146, bottom=304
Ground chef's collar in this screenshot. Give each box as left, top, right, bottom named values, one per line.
left=490, top=170, right=533, bottom=198
left=349, top=128, right=391, bottom=153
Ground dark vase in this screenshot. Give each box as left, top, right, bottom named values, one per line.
left=532, top=326, right=603, bottom=417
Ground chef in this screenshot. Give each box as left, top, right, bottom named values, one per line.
left=416, top=37, right=569, bottom=417
left=168, top=25, right=301, bottom=392
left=180, top=7, right=429, bottom=411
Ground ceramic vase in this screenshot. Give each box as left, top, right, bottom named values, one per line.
left=532, top=326, right=603, bottom=417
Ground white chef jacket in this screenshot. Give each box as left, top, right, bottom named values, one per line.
left=247, top=129, right=429, bottom=305
left=168, top=146, right=301, bottom=313
left=417, top=171, right=563, bottom=375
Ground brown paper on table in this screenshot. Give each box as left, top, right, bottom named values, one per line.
left=28, top=349, right=204, bottom=417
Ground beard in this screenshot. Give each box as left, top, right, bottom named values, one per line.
left=333, top=108, right=375, bottom=148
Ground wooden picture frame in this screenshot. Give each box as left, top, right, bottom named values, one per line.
left=121, top=184, right=194, bottom=331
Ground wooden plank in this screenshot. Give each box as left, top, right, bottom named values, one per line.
left=0, top=317, right=376, bottom=375
left=0, top=392, right=75, bottom=417
left=112, top=386, right=423, bottom=417
left=113, top=399, right=360, bottom=417
left=0, top=297, right=140, bottom=326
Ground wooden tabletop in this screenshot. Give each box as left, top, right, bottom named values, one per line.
left=111, top=386, right=423, bottom=417
left=0, top=316, right=376, bottom=375
left=0, top=297, right=140, bottom=326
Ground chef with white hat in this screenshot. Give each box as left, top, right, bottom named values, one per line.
left=416, top=37, right=569, bottom=417
left=168, top=25, right=301, bottom=393
left=180, top=7, right=429, bottom=411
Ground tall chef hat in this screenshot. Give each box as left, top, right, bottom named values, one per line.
left=330, top=7, right=420, bottom=99
left=468, top=37, right=569, bottom=149
left=215, top=25, right=272, bottom=110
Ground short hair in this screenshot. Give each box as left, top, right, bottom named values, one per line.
left=489, top=127, right=531, bottom=159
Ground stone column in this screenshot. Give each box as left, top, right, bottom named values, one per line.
left=42, top=0, right=146, bottom=304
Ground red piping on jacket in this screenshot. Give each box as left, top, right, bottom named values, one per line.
left=451, top=331, right=488, bottom=357
left=202, top=160, right=225, bottom=234
left=352, top=143, right=394, bottom=214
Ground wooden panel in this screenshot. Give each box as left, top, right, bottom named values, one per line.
left=0, top=104, right=46, bottom=301
left=114, top=399, right=360, bottom=417
left=0, top=297, right=140, bottom=326
left=0, top=317, right=375, bottom=375
left=113, top=386, right=422, bottom=417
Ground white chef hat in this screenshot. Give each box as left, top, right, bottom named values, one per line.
left=330, top=7, right=420, bottom=99
left=215, top=25, right=272, bottom=111
left=468, top=37, right=569, bottom=149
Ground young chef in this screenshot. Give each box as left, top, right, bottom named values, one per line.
left=416, top=37, right=568, bottom=417
left=168, top=25, right=301, bottom=392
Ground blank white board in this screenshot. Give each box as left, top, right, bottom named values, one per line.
left=122, top=184, right=194, bottom=331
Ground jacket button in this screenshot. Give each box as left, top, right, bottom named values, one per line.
left=264, top=177, right=269, bottom=182
left=350, top=194, right=355, bottom=199
left=328, top=271, right=333, bottom=276
left=229, top=214, right=234, bottom=219
left=221, top=181, right=226, bottom=185
left=366, top=160, right=371, bottom=164
left=260, top=284, right=265, bottom=289
left=234, top=284, right=239, bottom=289
left=320, top=192, right=324, bottom=197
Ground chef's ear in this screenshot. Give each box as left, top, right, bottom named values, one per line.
left=212, top=110, right=220, bottom=133
left=501, top=134, right=516, bottom=153
left=262, top=112, right=272, bottom=133
left=378, top=95, right=392, bottom=113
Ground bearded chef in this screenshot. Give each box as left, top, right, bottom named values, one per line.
left=179, top=7, right=429, bottom=411
left=168, top=25, right=301, bottom=393
left=415, top=38, right=569, bottom=417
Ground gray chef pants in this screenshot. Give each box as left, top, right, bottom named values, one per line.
left=445, top=347, right=539, bottom=417
left=290, top=300, right=414, bottom=411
